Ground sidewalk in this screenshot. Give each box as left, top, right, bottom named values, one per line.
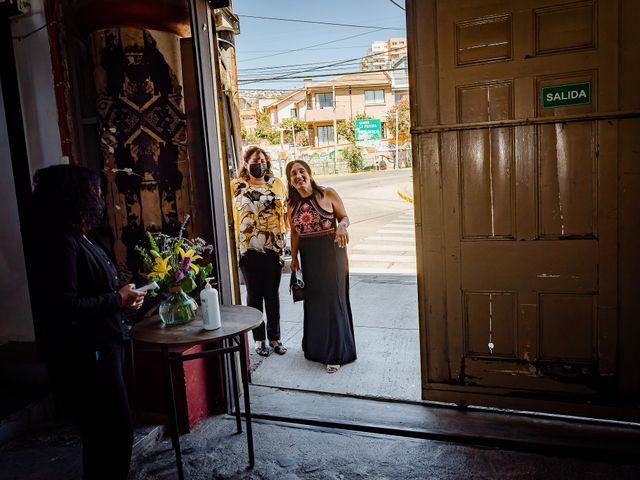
left=247, top=272, right=420, bottom=401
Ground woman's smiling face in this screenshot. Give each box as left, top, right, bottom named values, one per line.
left=289, top=162, right=310, bottom=190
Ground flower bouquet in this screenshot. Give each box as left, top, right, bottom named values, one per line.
left=135, top=216, right=214, bottom=326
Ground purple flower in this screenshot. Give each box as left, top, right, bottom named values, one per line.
left=178, top=214, right=191, bottom=239
left=181, top=257, right=191, bottom=272
left=175, top=270, right=185, bottom=282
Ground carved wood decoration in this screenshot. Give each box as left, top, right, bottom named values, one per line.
left=91, top=28, right=193, bottom=279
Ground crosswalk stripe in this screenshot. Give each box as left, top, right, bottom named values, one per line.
left=377, top=229, right=415, bottom=234
left=351, top=243, right=416, bottom=252
left=351, top=266, right=416, bottom=274
left=349, top=254, right=416, bottom=263
left=367, top=235, right=415, bottom=242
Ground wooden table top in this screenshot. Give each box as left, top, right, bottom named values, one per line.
left=132, top=305, right=262, bottom=346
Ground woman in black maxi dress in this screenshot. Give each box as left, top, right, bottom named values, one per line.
left=286, top=160, right=356, bottom=373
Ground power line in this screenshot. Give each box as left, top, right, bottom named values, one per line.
left=238, top=45, right=408, bottom=77
left=239, top=45, right=372, bottom=53
left=236, top=14, right=403, bottom=30
left=388, top=0, right=406, bottom=11
left=238, top=67, right=406, bottom=86
left=241, top=28, right=386, bottom=63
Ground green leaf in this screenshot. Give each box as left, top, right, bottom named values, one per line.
left=180, top=276, right=197, bottom=293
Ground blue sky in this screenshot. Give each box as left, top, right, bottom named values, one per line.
left=233, top=0, right=407, bottom=91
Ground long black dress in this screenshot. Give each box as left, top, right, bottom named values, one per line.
left=292, top=194, right=357, bottom=366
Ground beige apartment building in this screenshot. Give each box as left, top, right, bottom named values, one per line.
left=303, top=71, right=395, bottom=147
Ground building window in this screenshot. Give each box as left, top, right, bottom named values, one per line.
left=315, top=92, right=333, bottom=109
left=317, top=125, right=334, bottom=146
left=365, top=89, right=385, bottom=105
left=290, top=108, right=297, bottom=118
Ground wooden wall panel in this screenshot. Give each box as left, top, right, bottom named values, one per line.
left=534, top=0, right=596, bottom=55
left=537, top=122, right=596, bottom=237
left=464, top=291, right=517, bottom=358
left=456, top=13, right=512, bottom=66
left=539, top=293, right=595, bottom=361
left=458, top=82, right=514, bottom=238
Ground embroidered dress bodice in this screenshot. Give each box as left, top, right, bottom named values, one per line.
left=292, top=195, right=336, bottom=238
left=232, top=177, right=286, bottom=256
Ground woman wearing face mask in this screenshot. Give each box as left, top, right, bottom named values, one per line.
left=231, top=146, right=288, bottom=357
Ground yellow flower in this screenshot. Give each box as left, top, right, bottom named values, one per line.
left=178, top=247, right=202, bottom=275
left=178, top=247, right=202, bottom=262
left=149, top=256, right=171, bottom=279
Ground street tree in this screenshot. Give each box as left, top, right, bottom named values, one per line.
left=254, top=110, right=279, bottom=145
left=280, top=118, right=308, bottom=144
left=386, top=98, right=411, bottom=145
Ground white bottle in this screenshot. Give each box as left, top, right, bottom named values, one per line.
left=200, top=277, right=221, bottom=330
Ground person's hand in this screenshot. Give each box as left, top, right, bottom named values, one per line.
left=119, top=284, right=146, bottom=309
left=290, top=257, right=299, bottom=272
left=335, top=223, right=349, bottom=248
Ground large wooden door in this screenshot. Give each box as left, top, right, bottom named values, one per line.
left=408, top=0, right=640, bottom=418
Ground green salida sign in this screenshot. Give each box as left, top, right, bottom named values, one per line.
left=542, top=82, right=591, bottom=108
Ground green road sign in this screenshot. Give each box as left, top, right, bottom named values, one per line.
left=541, top=82, right=591, bottom=108
left=355, top=119, right=382, bottom=141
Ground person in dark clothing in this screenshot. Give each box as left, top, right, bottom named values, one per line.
left=286, top=160, right=356, bottom=374
left=29, top=165, right=145, bottom=480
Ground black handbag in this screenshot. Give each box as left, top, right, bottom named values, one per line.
left=289, top=270, right=305, bottom=303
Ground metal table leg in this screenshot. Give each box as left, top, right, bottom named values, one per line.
left=238, top=335, right=255, bottom=467
left=163, top=346, right=184, bottom=480
left=228, top=340, right=242, bottom=433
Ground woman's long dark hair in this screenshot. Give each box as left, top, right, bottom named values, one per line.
left=285, top=160, right=324, bottom=207
left=238, top=146, right=274, bottom=181
left=31, top=164, right=105, bottom=232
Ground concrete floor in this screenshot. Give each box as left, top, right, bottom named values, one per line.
left=126, top=414, right=640, bottom=480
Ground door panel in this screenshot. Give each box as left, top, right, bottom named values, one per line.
left=408, top=0, right=635, bottom=416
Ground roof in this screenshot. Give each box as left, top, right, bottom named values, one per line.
left=264, top=89, right=305, bottom=110
left=309, top=71, right=391, bottom=90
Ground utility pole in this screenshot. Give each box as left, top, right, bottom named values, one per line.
left=278, top=128, right=285, bottom=177
left=291, top=123, right=297, bottom=159
left=332, top=82, right=338, bottom=174
left=395, top=106, right=399, bottom=169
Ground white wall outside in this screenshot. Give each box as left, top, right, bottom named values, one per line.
left=0, top=80, right=34, bottom=344
left=12, top=0, right=64, bottom=172
left=1, top=0, right=64, bottom=343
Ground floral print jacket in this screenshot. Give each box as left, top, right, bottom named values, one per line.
left=230, top=176, right=287, bottom=257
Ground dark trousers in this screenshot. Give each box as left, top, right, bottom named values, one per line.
left=49, top=343, right=133, bottom=480
left=239, top=250, right=282, bottom=342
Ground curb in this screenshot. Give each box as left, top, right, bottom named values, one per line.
left=397, top=189, right=414, bottom=204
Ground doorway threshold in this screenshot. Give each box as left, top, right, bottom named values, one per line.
left=243, top=385, right=640, bottom=463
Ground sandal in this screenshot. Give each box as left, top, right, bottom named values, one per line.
left=272, top=341, right=287, bottom=355
left=255, top=341, right=270, bottom=357
left=326, top=364, right=340, bottom=374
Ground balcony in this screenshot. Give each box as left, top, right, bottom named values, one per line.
left=305, top=106, right=347, bottom=123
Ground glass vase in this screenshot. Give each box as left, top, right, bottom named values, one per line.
left=159, top=288, right=198, bottom=326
